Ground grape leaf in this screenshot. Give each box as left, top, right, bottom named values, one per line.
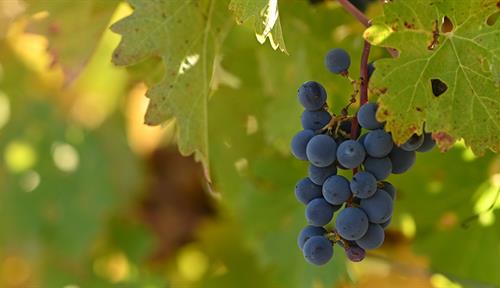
left=365, top=0, right=500, bottom=154
left=111, top=0, right=234, bottom=175
left=229, top=0, right=287, bottom=53
left=26, top=0, right=119, bottom=83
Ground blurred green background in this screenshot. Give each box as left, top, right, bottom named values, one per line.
left=0, top=0, right=499, bottom=287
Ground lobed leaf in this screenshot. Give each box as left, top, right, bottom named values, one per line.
left=365, top=0, right=500, bottom=154
left=111, top=0, right=234, bottom=174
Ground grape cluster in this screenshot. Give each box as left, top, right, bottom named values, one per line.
left=291, top=48, right=436, bottom=266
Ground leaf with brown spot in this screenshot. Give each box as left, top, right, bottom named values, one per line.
left=365, top=0, right=500, bottom=154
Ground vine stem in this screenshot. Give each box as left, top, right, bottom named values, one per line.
left=359, top=40, right=371, bottom=106
left=336, top=0, right=370, bottom=27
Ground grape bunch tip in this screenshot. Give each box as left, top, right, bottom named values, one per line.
left=292, top=48, right=436, bottom=266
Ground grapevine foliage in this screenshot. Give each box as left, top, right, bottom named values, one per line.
left=27, top=0, right=120, bottom=83
left=111, top=0, right=234, bottom=173
left=229, top=0, right=288, bottom=53
left=365, top=0, right=500, bottom=154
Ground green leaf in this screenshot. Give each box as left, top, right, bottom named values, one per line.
left=393, top=147, right=499, bottom=285
left=111, top=0, right=234, bottom=174
left=229, top=0, right=287, bottom=53
left=27, top=0, right=119, bottom=83
left=365, top=0, right=500, bottom=154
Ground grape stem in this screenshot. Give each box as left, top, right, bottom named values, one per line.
left=350, top=41, right=371, bottom=143
left=336, top=0, right=370, bottom=27
left=359, top=40, right=371, bottom=106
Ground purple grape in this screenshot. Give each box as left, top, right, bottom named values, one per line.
left=357, top=103, right=383, bottom=130
left=335, top=207, right=369, bottom=240
left=306, top=134, right=337, bottom=167
left=360, top=190, right=393, bottom=223
left=363, top=129, right=393, bottom=158
left=308, top=163, right=337, bottom=185
left=389, top=146, right=416, bottom=174
left=350, top=171, right=377, bottom=199
left=303, top=236, right=333, bottom=265
left=298, top=81, right=327, bottom=111
left=301, top=110, right=331, bottom=130
left=345, top=245, right=366, bottom=262
left=336, top=140, right=366, bottom=169
left=305, top=198, right=339, bottom=226
left=325, top=48, right=351, bottom=74
left=355, top=223, right=385, bottom=250
left=295, top=177, right=323, bottom=205
left=363, top=156, right=392, bottom=180
left=291, top=130, right=315, bottom=160
left=297, top=225, right=326, bottom=249
left=322, top=175, right=352, bottom=205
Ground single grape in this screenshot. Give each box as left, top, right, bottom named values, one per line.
left=308, top=163, right=337, bottom=185
left=350, top=171, right=377, bottom=199
left=305, top=198, right=339, bottom=226
left=367, top=61, right=375, bottom=79
left=389, top=146, right=416, bottom=174
left=355, top=223, right=385, bottom=250
left=363, top=129, right=393, bottom=158
left=357, top=103, right=383, bottom=130
left=363, top=157, right=392, bottom=180
left=380, top=218, right=391, bottom=229
left=325, top=48, right=351, bottom=74
left=380, top=181, right=396, bottom=200
left=335, top=207, right=369, bottom=240
left=301, top=110, right=332, bottom=130
left=417, top=132, right=436, bottom=152
left=291, top=130, right=315, bottom=160
left=360, top=190, right=393, bottom=223
left=345, top=245, right=366, bottom=262
left=306, top=134, right=337, bottom=167
left=400, top=133, right=424, bottom=151
left=336, top=140, right=366, bottom=169
left=303, top=236, right=333, bottom=265
left=295, top=177, right=323, bottom=205
left=322, top=175, right=352, bottom=205
left=297, top=225, right=326, bottom=249
left=298, top=81, right=328, bottom=111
